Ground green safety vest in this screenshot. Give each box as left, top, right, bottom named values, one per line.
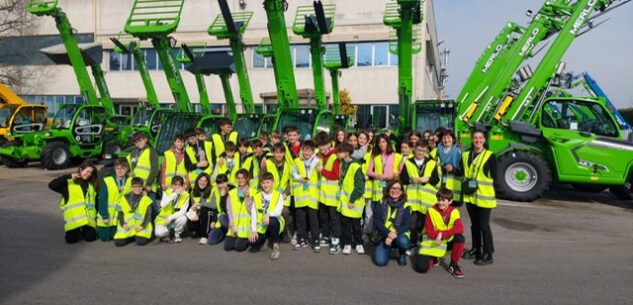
left=292, top=156, right=320, bottom=210
left=462, top=149, right=497, bottom=209
left=403, top=158, right=440, bottom=214
left=60, top=179, right=96, bottom=232
left=371, top=153, right=403, bottom=202
left=113, top=194, right=153, bottom=240
left=228, top=188, right=252, bottom=238
left=97, top=176, right=131, bottom=227
left=164, top=150, right=188, bottom=187
left=339, top=162, right=365, bottom=219
left=418, top=208, right=460, bottom=258
left=155, top=189, right=190, bottom=226
left=185, top=141, right=213, bottom=184
left=253, top=190, right=285, bottom=234
left=319, top=154, right=340, bottom=207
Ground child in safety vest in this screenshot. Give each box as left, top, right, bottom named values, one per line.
left=291, top=140, right=321, bottom=252
left=186, top=173, right=213, bottom=244
left=211, top=118, right=238, bottom=163
left=242, top=139, right=266, bottom=191
left=97, top=158, right=131, bottom=241
left=315, top=131, right=342, bottom=254
left=184, top=128, right=213, bottom=186
left=224, top=169, right=254, bottom=252
left=113, top=177, right=153, bottom=247
left=208, top=174, right=233, bottom=245
left=212, top=141, right=240, bottom=186
left=414, top=188, right=465, bottom=278
left=336, top=143, right=366, bottom=255
left=400, top=142, right=441, bottom=248
left=162, top=133, right=188, bottom=191
left=128, top=132, right=159, bottom=217
left=155, top=176, right=190, bottom=243
left=48, top=161, right=99, bottom=244
left=249, top=172, right=285, bottom=260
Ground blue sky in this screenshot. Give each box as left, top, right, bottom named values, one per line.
left=434, top=0, right=633, bottom=108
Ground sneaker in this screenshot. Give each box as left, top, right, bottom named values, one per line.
left=198, top=237, right=208, bottom=245
left=449, top=262, right=464, bottom=278
left=398, top=254, right=407, bottom=266
left=319, top=237, right=330, bottom=246
left=433, top=257, right=440, bottom=267
left=174, top=234, right=182, bottom=243
left=313, top=241, right=321, bottom=253
left=270, top=247, right=280, bottom=260
left=405, top=249, right=413, bottom=256
left=342, top=245, right=352, bottom=255
left=355, top=244, right=365, bottom=255
left=293, top=239, right=308, bottom=251
left=290, top=232, right=298, bottom=245
left=329, top=238, right=341, bottom=255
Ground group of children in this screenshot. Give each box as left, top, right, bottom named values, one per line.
left=49, top=120, right=498, bottom=278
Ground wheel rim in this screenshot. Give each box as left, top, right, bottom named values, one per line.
left=505, top=162, right=538, bottom=192
left=52, top=148, right=67, bottom=165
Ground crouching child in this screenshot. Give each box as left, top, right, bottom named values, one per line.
left=249, top=172, right=285, bottom=260
left=113, top=177, right=153, bottom=246
left=155, top=176, right=190, bottom=243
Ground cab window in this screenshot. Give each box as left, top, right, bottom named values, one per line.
left=541, top=100, right=618, bottom=137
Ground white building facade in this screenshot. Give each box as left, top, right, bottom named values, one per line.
left=6, top=0, right=442, bottom=130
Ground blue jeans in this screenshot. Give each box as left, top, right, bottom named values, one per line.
left=373, top=234, right=410, bottom=267
left=208, top=214, right=229, bottom=245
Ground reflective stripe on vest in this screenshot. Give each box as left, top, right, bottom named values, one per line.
left=60, top=180, right=96, bottom=231
left=319, top=154, right=340, bottom=207
left=212, top=132, right=238, bottom=159
left=216, top=152, right=241, bottom=186
left=97, top=176, right=131, bottom=227
left=339, top=163, right=365, bottom=218
left=128, top=148, right=152, bottom=182
left=292, top=156, right=319, bottom=210
left=462, top=150, right=497, bottom=208
left=403, top=159, right=439, bottom=214
left=418, top=208, right=460, bottom=257
left=383, top=205, right=410, bottom=238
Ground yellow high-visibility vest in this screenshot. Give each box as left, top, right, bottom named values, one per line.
left=418, top=208, right=460, bottom=257
left=253, top=190, right=285, bottom=234
left=97, top=176, right=131, bottom=227
left=60, top=179, right=96, bottom=232
left=339, top=162, right=365, bottom=219
left=462, top=149, right=497, bottom=208
left=113, top=194, right=153, bottom=240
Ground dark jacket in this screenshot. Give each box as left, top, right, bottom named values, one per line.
left=49, top=174, right=89, bottom=203
left=374, top=199, right=411, bottom=237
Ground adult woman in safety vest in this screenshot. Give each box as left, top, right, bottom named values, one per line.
left=400, top=142, right=441, bottom=247
left=113, top=177, right=153, bottom=247
left=249, top=172, right=285, bottom=260
left=224, top=169, right=254, bottom=252
left=48, top=161, right=99, bottom=244
left=162, top=134, right=189, bottom=191
left=373, top=180, right=411, bottom=266
left=367, top=134, right=403, bottom=240
left=414, top=188, right=465, bottom=278
left=458, top=130, right=497, bottom=266
left=437, top=130, right=462, bottom=203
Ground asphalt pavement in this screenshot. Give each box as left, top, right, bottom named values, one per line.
left=0, top=165, right=631, bottom=305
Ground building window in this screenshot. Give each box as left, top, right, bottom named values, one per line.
left=21, top=95, right=83, bottom=117
left=252, top=50, right=273, bottom=69
left=374, top=42, right=389, bottom=66
left=145, top=49, right=157, bottom=70
left=390, top=52, right=398, bottom=66
left=294, top=45, right=310, bottom=68
left=354, top=43, right=373, bottom=67
left=109, top=51, right=121, bottom=71
left=121, top=53, right=133, bottom=71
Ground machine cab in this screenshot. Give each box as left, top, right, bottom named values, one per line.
left=51, top=104, right=107, bottom=144
left=538, top=97, right=632, bottom=183
left=274, top=107, right=334, bottom=141
left=0, top=104, right=48, bottom=137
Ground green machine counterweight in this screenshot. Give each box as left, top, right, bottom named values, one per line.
left=292, top=1, right=335, bottom=110
left=124, top=0, right=192, bottom=113
left=384, top=0, right=422, bottom=135
left=263, top=0, right=299, bottom=109
left=209, top=0, right=255, bottom=113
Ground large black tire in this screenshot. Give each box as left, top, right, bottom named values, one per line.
left=609, top=186, right=632, bottom=200
left=42, top=141, right=71, bottom=170
left=572, top=183, right=607, bottom=193
left=3, top=157, right=27, bottom=168
left=496, top=151, right=552, bottom=202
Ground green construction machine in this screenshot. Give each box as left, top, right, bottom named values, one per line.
left=123, top=0, right=201, bottom=156
left=452, top=0, right=633, bottom=201
left=323, top=43, right=354, bottom=130
left=265, top=0, right=335, bottom=140
left=109, top=32, right=173, bottom=146
left=0, top=0, right=130, bottom=169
